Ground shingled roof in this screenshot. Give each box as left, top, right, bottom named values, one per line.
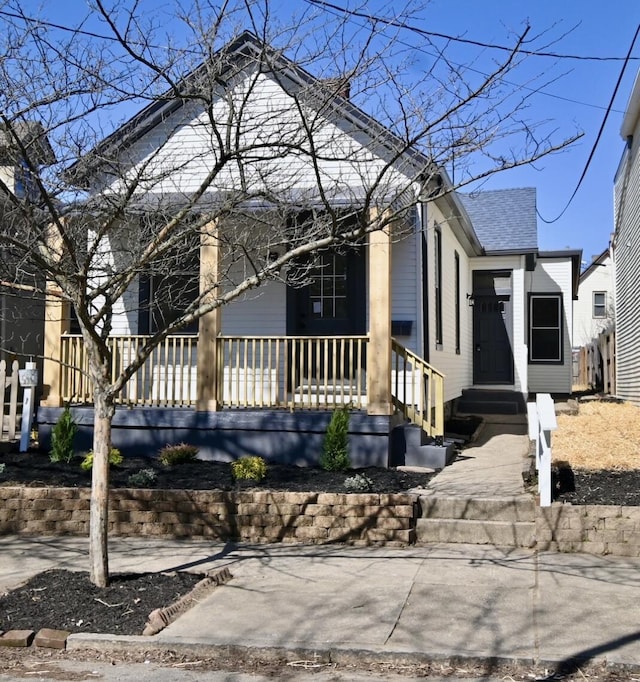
left=459, top=187, right=538, bottom=254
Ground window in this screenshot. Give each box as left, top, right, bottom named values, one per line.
left=308, top=252, right=347, bottom=320
left=529, top=294, right=562, bottom=363
left=434, top=227, right=442, bottom=346
left=593, top=291, right=606, bottom=318
left=140, top=234, right=200, bottom=334
left=454, top=251, right=460, bottom=354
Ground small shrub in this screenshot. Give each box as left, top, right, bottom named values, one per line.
left=320, top=406, right=351, bottom=471
left=128, top=468, right=158, bottom=488
left=0, top=462, right=5, bottom=477
left=231, top=456, right=267, bottom=482
left=49, top=406, right=78, bottom=463
left=159, top=443, right=199, bottom=467
left=80, top=448, right=123, bottom=472
left=343, top=473, right=373, bottom=492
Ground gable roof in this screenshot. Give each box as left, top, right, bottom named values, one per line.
left=67, top=31, right=434, bottom=189
left=579, top=247, right=610, bottom=282
left=459, top=187, right=538, bottom=254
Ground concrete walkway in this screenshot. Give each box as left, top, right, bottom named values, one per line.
left=423, top=414, right=530, bottom=498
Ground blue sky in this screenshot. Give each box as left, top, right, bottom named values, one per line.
left=421, top=0, right=640, bottom=265
left=14, top=0, right=640, bottom=266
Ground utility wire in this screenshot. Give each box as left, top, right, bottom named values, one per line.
left=537, top=22, right=640, bottom=224
left=306, top=0, right=640, bottom=62
left=2, top=3, right=638, bottom=64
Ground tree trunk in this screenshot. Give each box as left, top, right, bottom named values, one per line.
left=89, top=388, right=115, bottom=587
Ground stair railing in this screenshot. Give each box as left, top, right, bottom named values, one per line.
left=391, top=339, right=445, bottom=438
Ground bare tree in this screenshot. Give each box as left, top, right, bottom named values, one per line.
left=0, top=0, right=579, bottom=586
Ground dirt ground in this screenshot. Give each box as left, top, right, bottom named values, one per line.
left=553, top=399, right=640, bottom=470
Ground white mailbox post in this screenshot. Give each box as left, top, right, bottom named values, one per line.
left=18, top=361, right=38, bottom=452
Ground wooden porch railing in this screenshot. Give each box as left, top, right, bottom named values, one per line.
left=391, top=339, right=445, bottom=438
left=59, top=334, right=368, bottom=410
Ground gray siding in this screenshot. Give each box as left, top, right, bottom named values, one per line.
left=614, top=117, right=640, bottom=403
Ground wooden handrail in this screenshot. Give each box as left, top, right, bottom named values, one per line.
left=391, top=339, right=445, bottom=438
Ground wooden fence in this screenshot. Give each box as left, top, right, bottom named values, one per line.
left=575, top=327, right=616, bottom=394
left=0, top=359, right=20, bottom=442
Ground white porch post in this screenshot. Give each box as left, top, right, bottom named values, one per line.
left=196, top=221, right=221, bottom=411
left=367, top=210, right=393, bottom=415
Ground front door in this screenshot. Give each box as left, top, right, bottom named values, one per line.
left=287, top=248, right=366, bottom=381
left=472, top=271, right=514, bottom=384
left=288, top=248, right=366, bottom=336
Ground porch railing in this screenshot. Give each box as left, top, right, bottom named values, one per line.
left=391, top=339, right=445, bottom=438
left=60, top=334, right=368, bottom=410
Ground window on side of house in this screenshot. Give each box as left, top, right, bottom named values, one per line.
left=593, top=291, right=606, bottom=318
left=434, top=226, right=442, bottom=347
left=529, top=294, right=562, bottom=363
left=454, top=251, right=460, bottom=354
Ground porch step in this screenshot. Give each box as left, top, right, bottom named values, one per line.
left=415, top=495, right=536, bottom=548
left=456, top=389, right=525, bottom=415
left=389, top=424, right=456, bottom=469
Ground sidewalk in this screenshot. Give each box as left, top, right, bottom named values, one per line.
left=3, top=535, right=640, bottom=676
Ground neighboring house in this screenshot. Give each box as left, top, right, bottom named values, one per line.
left=37, top=33, right=580, bottom=464
left=613, top=67, right=640, bottom=404
left=573, top=249, right=614, bottom=349
left=0, top=122, right=55, bottom=370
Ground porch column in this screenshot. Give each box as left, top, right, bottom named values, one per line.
left=367, top=211, right=393, bottom=415
left=196, top=221, right=221, bottom=411
left=41, top=285, right=70, bottom=407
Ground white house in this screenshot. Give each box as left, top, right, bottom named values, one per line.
left=37, top=33, right=580, bottom=464
left=573, top=249, right=614, bottom=349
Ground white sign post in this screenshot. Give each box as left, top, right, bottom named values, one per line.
left=18, top=361, right=38, bottom=452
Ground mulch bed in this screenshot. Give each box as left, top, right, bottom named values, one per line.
left=0, top=450, right=435, bottom=493
left=554, top=468, right=640, bottom=506
left=0, top=569, right=203, bottom=636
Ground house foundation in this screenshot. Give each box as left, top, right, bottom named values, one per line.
left=37, top=407, right=400, bottom=468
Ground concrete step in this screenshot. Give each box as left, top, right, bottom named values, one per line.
left=415, top=517, right=536, bottom=547
left=456, top=389, right=525, bottom=415
left=419, top=496, right=535, bottom=523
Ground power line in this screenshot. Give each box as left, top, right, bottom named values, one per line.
left=537, top=23, right=640, bottom=224
left=2, top=3, right=638, bottom=64
left=306, top=0, right=640, bottom=62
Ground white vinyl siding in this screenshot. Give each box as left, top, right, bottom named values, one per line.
left=527, top=258, right=574, bottom=394
left=573, top=254, right=613, bottom=348
left=426, top=201, right=473, bottom=403
left=96, top=67, right=415, bottom=205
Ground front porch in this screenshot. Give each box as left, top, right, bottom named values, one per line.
left=38, top=334, right=445, bottom=466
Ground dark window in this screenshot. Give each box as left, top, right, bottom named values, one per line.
left=434, top=227, right=442, bottom=346
left=593, top=291, right=606, bottom=318
left=141, top=235, right=200, bottom=334
left=529, top=294, right=562, bottom=363
left=454, top=251, right=460, bottom=354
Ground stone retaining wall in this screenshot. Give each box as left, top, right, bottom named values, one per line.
left=536, top=504, right=640, bottom=556
left=0, top=488, right=417, bottom=546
